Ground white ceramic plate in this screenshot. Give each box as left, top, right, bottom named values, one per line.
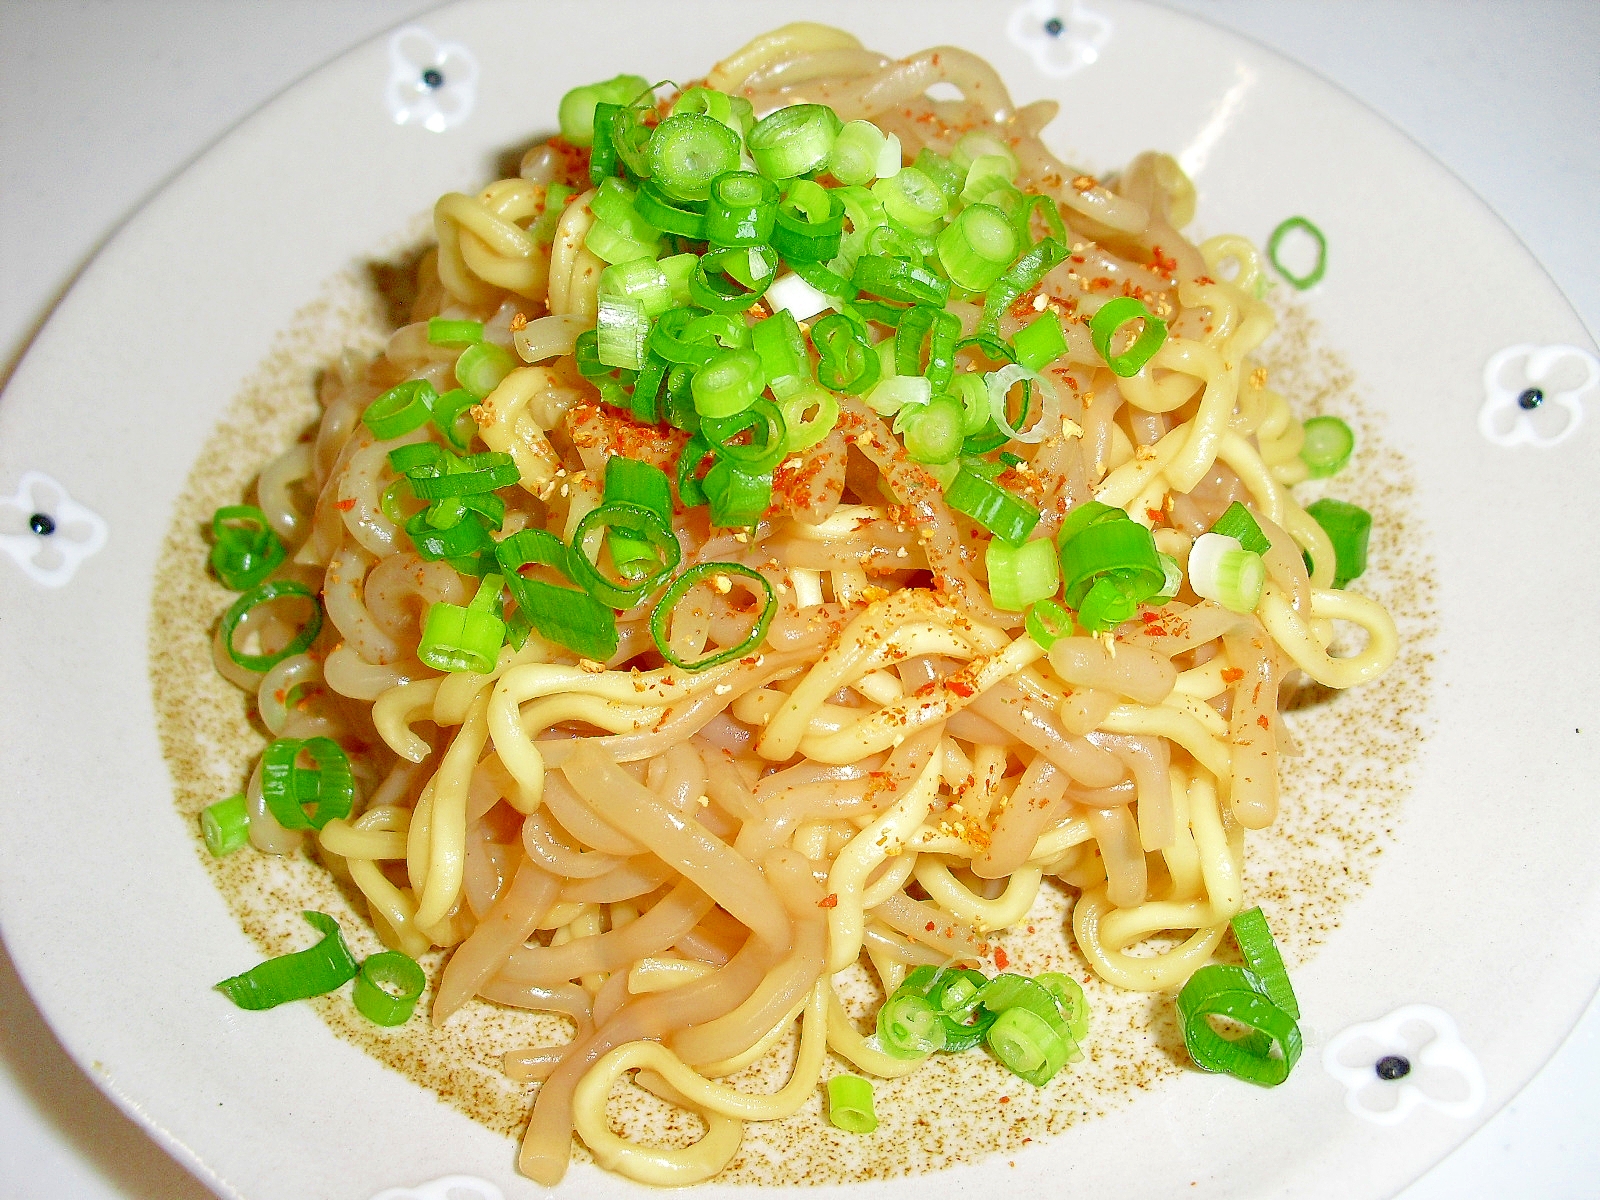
left=1, top=2, right=1597, bottom=1198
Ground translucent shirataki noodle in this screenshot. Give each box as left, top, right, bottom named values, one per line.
left=212, top=22, right=1398, bottom=1188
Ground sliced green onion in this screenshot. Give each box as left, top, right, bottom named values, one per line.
left=201, top=793, right=250, bottom=857
left=944, top=468, right=1040, bottom=546
left=606, top=101, right=657, bottom=181
left=985, top=362, right=1050, bottom=443
left=595, top=294, right=651, bottom=371
left=1089, top=296, right=1167, bottom=377
left=750, top=309, right=807, bottom=387
left=1026, top=598, right=1073, bottom=649
left=588, top=100, right=623, bottom=183
left=747, top=103, right=841, bottom=180
left=986, top=536, right=1062, bottom=611
left=671, top=86, right=743, bottom=132
left=404, top=508, right=493, bottom=561
left=690, top=245, right=778, bottom=313
left=912, top=147, right=962, bottom=205
left=603, top=456, right=674, bottom=580
left=528, top=182, right=573, bottom=244
left=648, top=113, right=742, bottom=201
left=895, top=305, right=959, bottom=391
left=877, top=991, right=946, bottom=1057
left=1154, top=552, right=1183, bottom=602
left=950, top=129, right=1017, bottom=176
left=361, top=379, right=438, bottom=440
left=828, top=119, right=895, bottom=187
left=870, top=166, right=947, bottom=235
left=649, top=307, right=719, bottom=367
left=214, top=911, right=359, bottom=1011
left=810, top=312, right=880, bottom=396
left=675, top=433, right=714, bottom=507
left=1012, top=312, right=1067, bottom=372
left=634, top=182, right=708, bottom=239
left=951, top=373, right=991, bottom=436
left=980, top=237, right=1066, bottom=334
left=1178, top=963, right=1303, bottom=1086
left=702, top=460, right=772, bottom=526
left=1034, top=972, right=1090, bottom=1046
left=902, top=965, right=999, bottom=1051
left=959, top=153, right=1017, bottom=208
left=705, top=170, right=778, bottom=247
left=898, top=394, right=965, bottom=464
left=1230, top=907, right=1299, bottom=1021
left=649, top=562, right=776, bottom=670
left=1186, top=533, right=1265, bottom=614
left=426, top=317, right=483, bottom=348
left=936, top=203, right=1020, bottom=293
left=569, top=501, right=681, bottom=610
left=830, top=185, right=888, bottom=276
left=773, top=179, right=845, bottom=263
left=352, top=951, right=426, bottom=1026
left=1304, top=498, right=1370, bottom=588
left=1299, top=415, right=1354, bottom=478
left=775, top=384, right=840, bottom=454
left=403, top=451, right=519, bottom=499
left=584, top=218, right=659, bottom=266
left=1055, top=499, right=1126, bottom=544
left=826, top=1074, right=878, bottom=1134
left=977, top=973, right=1075, bottom=1086
left=1267, top=216, right=1328, bottom=290
left=418, top=573, right=507, bottom=673
left=692, top=348, right=766, bottom=418
left=599, top=257, right=675, bottom=317
left=455, top=341, right=517, bottom=398
left=557, top=74, right=651, bottom=147
left=431, top=388, right=478, bottom=452
left=210, top=505, right=287, bottom=591
left=261, top=736, right=354, bottom=830
left=791, top=260, right=857, bottom=310
left=220, top=579, right=323, bottom=673
left=869, top=374, right=933, bottom=417
left=701, top=399, right=788, bottom=475
left=1209, top=501, right=1272, bottom=556
left=852, top=254, right=950, bottom=308
left=496, top=529, right=619, bottom=661
left=1059, top=516, right=1165, bottom=629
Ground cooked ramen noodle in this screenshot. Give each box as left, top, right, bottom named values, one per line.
left=207, top=23, right=1398, bottom=1186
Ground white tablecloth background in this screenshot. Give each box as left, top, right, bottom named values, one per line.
left=2, top=2, right=1595, bottom=1197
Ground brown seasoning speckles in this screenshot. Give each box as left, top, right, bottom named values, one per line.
left=149, top=260, right=1435, bottom=1183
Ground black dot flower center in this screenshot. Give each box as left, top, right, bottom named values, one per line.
left=422, top=67, right=445, bottom=89
left=1517, top=387, right=1545, bottom=410
left=1044, top=17, right=1065, bottom=36
left=1374, top=1054, right=1411, bottom=1081
left=28, top=512, right=56, bottom=536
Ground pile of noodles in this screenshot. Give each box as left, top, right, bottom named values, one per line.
left=214, top=23, right=1398, bottom=1187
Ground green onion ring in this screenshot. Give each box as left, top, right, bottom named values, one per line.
left=1025, top=598, right=1074, bottom=650
left=568, top=502, right=682, bottom=610
left=649, top=562, right=776, bottom=670
left=220, top=578, right=324, bottom=673
left=260, top=735, right=355, bottom=831
left=1266, top=216, right=1327, bottom=290
left=352, top=951, right=427, bottom=1026
left=214, top=911, right=360, bottom=1011
left=1177, top=963, right=1303, bottom=1086
left=1089, top=296, right=1168, bottom=377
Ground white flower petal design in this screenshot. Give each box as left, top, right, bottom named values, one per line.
left=1008, top=0, right=1113, bottom=79
left=369, top=1175, right=504, bottom=1200
left=386, top=25, right=480, bottom=133
left=1322, top=1004, right=1486, bottom=1126
left=1478, top=342, right=1597, bottom=448
left=0, top=471, right=109, bottom=587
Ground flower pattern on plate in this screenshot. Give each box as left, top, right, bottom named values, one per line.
left=369, top=1175, right=504, bottom=1200
left=1478, top=342, right=1597, bottom=448
left=1322, top=1004, right=1486, bottom=1126
left=1008, top=0, right=1113, bottom=79
left=386, top=26, right=479, bottom=132
left=0, top=471, right=109, bottom=587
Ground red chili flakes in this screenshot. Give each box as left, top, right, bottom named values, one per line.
left=1221, top=667, right=1245, bottom=684
left=993, top=946, right=1010, bottom=970
left=1145, top=507, right=1165, bottom=525
left=926, top=921, right=937, bottom=932
left=1194, top=275, right=1215, bottom=287
left=334, top=498, right=357, bottom=512
left=1257, top=714, right=1271, bottom=730
left=1009, top=285, right=1044, bottom=321
left=998, top=1095, right=1010, bottom=1105
left=1150, top=246, right=1178, bottom=276
left=817, top=894, right=839, bottom=909
left=947, top=678, right=975, bottom=699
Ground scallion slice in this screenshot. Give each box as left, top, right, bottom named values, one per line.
left=495, top=529, right=619, bottom=661
left=634, top=182, right=708, bottom=239
left=852, top=254, right=950, bottom=308
left=1267, top=215, right=1328, bottom=290
left=705, top=170, right=779, bottom=248
left=352, top=951, right=426, bottom=1026
left=595, top=294, right=651, bottom=371
left=455, top=341, right=517, bottom=398
left=649, top=562, right=775, bottom=670
left=214, top=911, right=359, bottom=1011
left=943, top=468, right=1040, bottom=546
left=260, top=736, right=354, bottom=830
left=210, top=505, right=288, bottom=591
left=220, top=579, right=324, bottom=673
left=1299, top=415, right=1354, bottom=478
left=689, top=244, right=779, bottom=313
left=430, top=387, right=478, bottom=452
left=980, top=237, right=1066, bottom=334
left=775, top=384, right=840, bottom=454
left=557, top=74, right=651, bottom=147
left=692, top=347, right=766, bottom=418
left=936, top=202, right=1019, bottom=293
left=1012, top=312, right=1067, bottom=372
left=897, top=393, right=965, bottom=464
left=1186, top=533, right=1265, bottom=614
left=747, top=103, right=841, bottom=180
left=1209, top=501, right=1272, bottom=556
left=986, top=536, right=1062, bottom=611
left=1178, top=963, right=1303, bottom=1086
left=828, top=119, right=895, bottom=186
left=810, top=312, right=879, bottom=396
left=870, top=166, right=947, bottom=235
left=426, top=317, right=483, bottom=348
left=701, top=400, right=788, bottom=475
left=569, top=503, right=682, bottom=609
left=877, top=991, right=946, bottom=1057
left=201, top=793, right=251, bottom=857
left=826, top=1074, right=878, bottom=1134
left=418, top=573, right=507, bottom=673
left=1229, top=907, right=1299, bottom=1020
left=648, top=113, right=742, bottom=201
left=1025, top=598, right=1073, bottom=649
left=772, top=179, right=845, bottom=263
left=362, top=379, right=438, bottom=440
left=1089, top=296, right=1167, bottom=377
left=1304, top=498, right=1370, bottom=588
